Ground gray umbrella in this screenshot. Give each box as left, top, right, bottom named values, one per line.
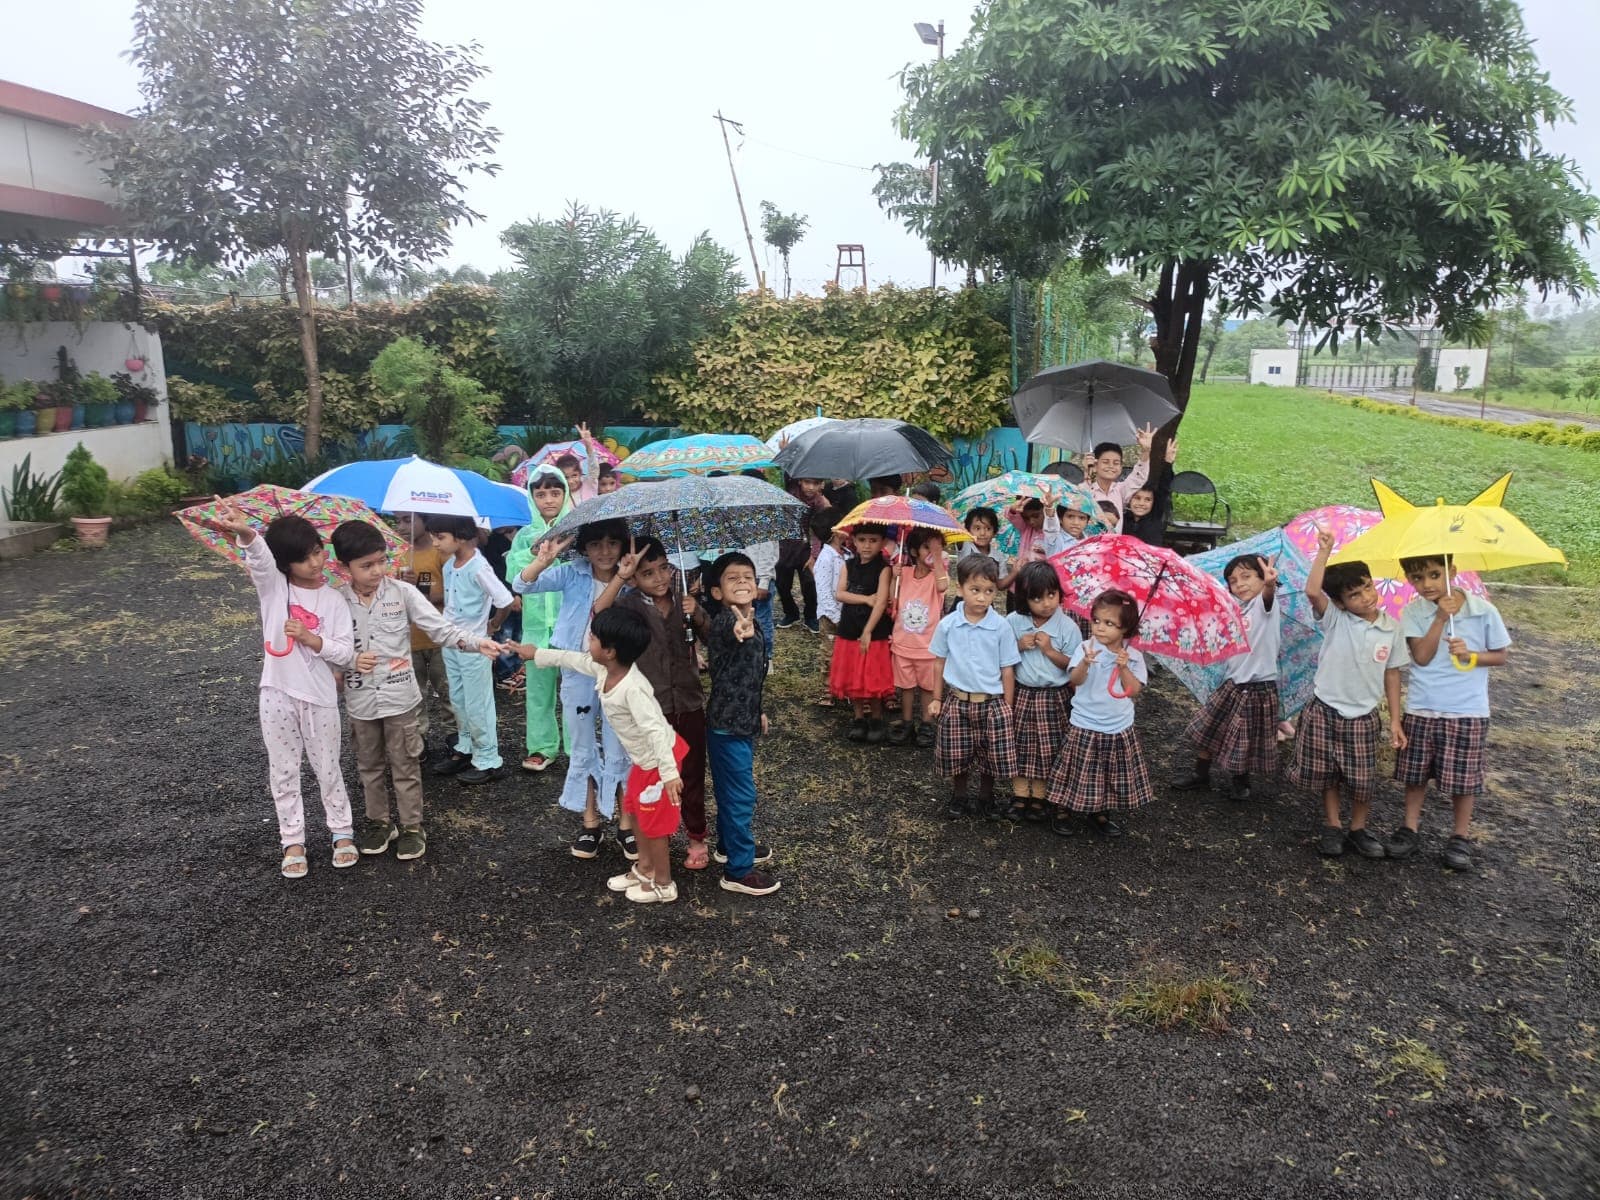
left=771, top=417, right=951, bottom=480
left=545, top=475, right=807, bottom=553
left=1010, top=360, right=1180, bottom=451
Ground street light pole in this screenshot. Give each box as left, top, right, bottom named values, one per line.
left=915, top=20, right=945, bottom=290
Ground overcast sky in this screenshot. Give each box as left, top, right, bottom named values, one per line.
left=3, top=0, right=1595, bottom=294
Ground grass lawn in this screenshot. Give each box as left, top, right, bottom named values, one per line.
left=1173, top=383, right=1600, bottom=586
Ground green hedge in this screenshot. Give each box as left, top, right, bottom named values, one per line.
left=1337, top=394, right=1600, bottom=452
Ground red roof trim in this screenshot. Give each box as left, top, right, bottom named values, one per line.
left=0, top=80, right=132, bottom=129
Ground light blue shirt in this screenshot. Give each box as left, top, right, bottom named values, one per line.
left=929, top=606, right=1021, bottom=695
left=1068, top=642, right=1147, bottom=734
left=513, top=558, right=606, bottom=652
left=1006, top=609, right=1081, bottom=688
left=1312, top=605, right=1410, bottom=719
left=441, top=550, right=512, bottom=635
left=1401, top=593, right=1509, bottom=718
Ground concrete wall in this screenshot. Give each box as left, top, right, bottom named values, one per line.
left=1435, top=348, right=1488, bottom=393
left=1249, top=349, right=1298, bottom=386
left=1, top=322, right=173, bottom=480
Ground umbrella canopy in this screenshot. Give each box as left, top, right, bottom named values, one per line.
left=620, top=434, right=775, bottom=479
left=509, top=439, right=621, bottom=488
left=765, top=416, right=837, bottom=455
left=833, top=495, right=970, bottom=543
left=545, top=475, right=807, bottom=555
left=772, top=417, right=951, bottom=480
left=304, top=456, right=531, bottom=528
left=1329, top=475, right=1565, bottom=577
left=176, top=485, right=408, bottom=589
left=1011, top=360, right=1179, bottom=452
left=1284, top=503, right=1487, bottom=619
left=951, top=472, right=1113, bottom=555
left=1048, top=534, right=1248, bottom=664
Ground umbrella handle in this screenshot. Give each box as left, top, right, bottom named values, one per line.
left=1451, top=652, right=1478, bottom=672
left=1107, top=671, right=1131, bottom=699
left=265, top=637, right=295, bottom=658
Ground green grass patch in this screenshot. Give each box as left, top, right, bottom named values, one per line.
left=1109, top=963, right=1254, bottom=1035
left=1177, top=384, right=1600, bottom=585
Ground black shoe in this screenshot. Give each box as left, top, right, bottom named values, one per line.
left=775, top=614, right=801, bottom=629
left=804, top=619, right=821, bottom=634
left=846, top=718, right=868, bottom=742
left=1441, top=835, right=1474, bottom=871
left=1317, top=825, right=1346, bottom=856
left=1346, top=828, right=1386, bottom=859
left=1385, top=825, right=1421, bottom=860
left=431, top=751, right=472, bottom=776
left=1093, top=815, right=1126, bottom=838
left=1051, top=812, right=1077, bottom=837
left=1227, top=774, right=1251, bottom=802
left=915, top=721, right=936, bottom=749
left=945, top=794, right=971, bottom=820
left=719, top=869, right=781, bottom=896
left=1170, top=762, right=1212, bottom=791
left=713, top=843, right=773, bottom=866
left=571, top=824, right=604, bottom=859
left=865, top=718, right=887, bottom=744
left=617, top=826, right=639, bottom=862
left=885, top=719, right=912, bottom=746
left=458, top=764, right=504, bottom=785
left=985, top=795, right=1013, bottom=823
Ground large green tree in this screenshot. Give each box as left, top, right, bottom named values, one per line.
left=91, top=0, right=499, bottom=456
left=497, top=203, right=744, bottom=425
left=880, top=0, right=1598, bottom=422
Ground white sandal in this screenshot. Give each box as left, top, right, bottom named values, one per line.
left=331, top=839, right=358, bottom=869
left=280, top=850, right=308, bottom=880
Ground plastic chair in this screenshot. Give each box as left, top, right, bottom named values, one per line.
left=1165, top=471, right=1232, bottom=551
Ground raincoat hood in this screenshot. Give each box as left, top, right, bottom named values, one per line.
left=505, top=465, right=575, bottom=617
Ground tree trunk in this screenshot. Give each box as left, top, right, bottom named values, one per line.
left=1148, top=258, right=1212, bottom=414
left=286, top=232, right=324, bottom=460
left=782, top=250, right=791, bottom=300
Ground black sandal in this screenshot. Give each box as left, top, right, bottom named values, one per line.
left=1025, top=800, right=1049, bottom=823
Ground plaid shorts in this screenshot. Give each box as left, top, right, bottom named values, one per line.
left=1288, top=696, right=1380, bottom=801
left=1185, top=679, right=1281, bottom=776
left=1012, top=684, right=1070, bottom=780
left=1046, top=724, right=1154, bottom=813
left=1394, top=714, right=1489, bottom=796
left=935, top=694, right=1019, bottom=779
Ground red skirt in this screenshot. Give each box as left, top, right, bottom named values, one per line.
left=829, top=638, right=895, bottom=701
left=623, top=735, right=690, bottom=838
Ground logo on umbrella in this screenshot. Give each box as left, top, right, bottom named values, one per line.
left=408, top=490, right=454, bottom=505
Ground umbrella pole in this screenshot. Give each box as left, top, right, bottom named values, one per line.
left=677, top=533, right=695, bottom=645
left=1446, top=551, right=1476, bottom=671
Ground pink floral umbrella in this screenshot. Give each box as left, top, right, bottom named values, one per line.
left=1283, top=504, right=1485, bottom=619
left=1048, top=534, right=1248, bottom=664
left=509, top=439, right=621, bottom=488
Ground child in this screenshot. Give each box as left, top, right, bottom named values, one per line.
left=1172, top=552, right=1283, bottom=802
left=1005, top=561, right=1080, bottom=823
left=702, top=552, right=780, bottom=896
left=329, top=521, right=500, bottom=861
left=959, top=507, right=1007, bottom=574
left=517, top=607, right=687, bottom=903
left=1046, top=589, right=1151, bottom=837
left=868, top=475, right=903, bottom=499
left=1288, top=527, right=1410, bottom=859
left=830, top=522, right=894, bottom=742
left=1081, top=425, right=1157, bottom=528
left=595, top=537, right=714, bottom=872
left=776, top=477, right=829, bottom=632
left=556, top=420, right=603, bottom=501
left=205, top=501, right=356, bottom=878
left=910, top=480, right=943, bottom=505
left=927, top=555, right=1021, bottom=820
left=810, top=508, right=848, bottom=706
left=1387, top=556, right=1510, bottom=871
left=597, top=463, right=619, bottom=494
left=513, top=519, right=637, bottom=859
left=889, top=528, right=950, bottom=747
left=393, top=511, right=454, bottom=751
left=1122, top=438, right=1178, bottom=544
left=504, top=465, right=574, bottom=773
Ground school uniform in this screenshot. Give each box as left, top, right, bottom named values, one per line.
left=829, top=555, right=895, bottom=700
left=1047, top=643, right=1153, bottom=813
left=1005, top=609, right=1080, bottom=780
left=929, top=606, right=1021, bottom=779
left=1184, top=590, right=1283, bottom=776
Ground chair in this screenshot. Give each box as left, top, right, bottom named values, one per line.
left=1039, top=458, right=1084, bottom=484
left=1165, top=471, right=1232, bottom=551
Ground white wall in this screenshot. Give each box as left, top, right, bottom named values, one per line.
left=0, top=322, right=173, bottom=480
left=1249, top=348, right=1298, bottom=387
left=0, top=112, right=119, bottom=202
left=1435, top=348, right=1488, bottom=393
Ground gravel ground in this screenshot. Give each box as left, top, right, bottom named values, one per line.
left=1, top=523, right=1595, bottom=1200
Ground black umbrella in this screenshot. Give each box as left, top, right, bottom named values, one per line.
left=772, top=417, right=951, bottom=480
left=1010, top=360, right=1179, bottom=451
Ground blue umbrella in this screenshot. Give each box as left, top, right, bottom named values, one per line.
left=304, top=456, right=531, bottom=527
left=620, top=434, right=774, bottom=479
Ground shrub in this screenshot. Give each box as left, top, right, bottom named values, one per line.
left=128, top=466, right=188, bottom=510
left=167, top=377, right=243, bottom=424
left=369, top=337, right=500, bottom=463
left=253, top=370, right=387, bottom=444
left=60, top=443, right=111, bottom=515
left=76, top=372, right=119, bottom=406
left=1340, top=395, right=1599, bottom=452
left=2, top=454, right=63, bottom=521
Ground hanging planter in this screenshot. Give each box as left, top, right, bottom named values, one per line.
left=42, top=285, right=63, bottom=304
left=124, top=328, right=147, bottom=375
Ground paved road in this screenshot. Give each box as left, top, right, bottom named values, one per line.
left=1355, top=388, right=1600, bottom=431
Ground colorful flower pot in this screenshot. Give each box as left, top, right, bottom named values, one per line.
left=42, top=285, right=62, bottom=303
left=0, top=411, right=15, bottom=439
left=133, top=399, right=149, bottom=423
left=14, top=410, right=36, bottom=437
left=113, top=401, right=135, bottom=425
left=85, top=403, right=113, bottom=429
left=31, top=405, right=55, bottom=433
left=70, top=403, right=85, bottom=430
left=124, top=357, right=146, bottom=373
left=54, top=406, right=74, bottom=433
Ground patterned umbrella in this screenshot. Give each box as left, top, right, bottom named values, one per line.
left=1048, top=534, right=1248, bottom=664
left=176, top=485, right=408, bottom=588
left=509, top=439, right=621, bottom=488
left=952, top=472, right=1111, bottom=554
left=619, top=434, right=774, bottom=479
left=1284, top=504, right=1485, bottom=620
left=833, top=495, right=970, bottom=543
left=765, top=416, right=837, bottom=454
left=544, top=475, right=807, bottom=555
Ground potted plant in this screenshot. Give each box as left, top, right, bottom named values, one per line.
left=61, top=443, right=112, bottom=547
left=31, top=386, right=57, bottom=436
left=0, top=382, right=29, bottom=439
left=80, top=372, right=122, bottom=425
left=112, top=372, right=158, bottom=423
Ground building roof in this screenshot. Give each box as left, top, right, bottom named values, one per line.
left=0, top=80, right=130, bottom=241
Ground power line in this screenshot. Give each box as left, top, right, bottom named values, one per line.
left=741, top=134, right=879, bottom=173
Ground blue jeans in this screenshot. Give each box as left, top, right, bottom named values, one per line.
left=754, top=595, right=774, bottom=660
left=707, top=729, right=757, bottom=878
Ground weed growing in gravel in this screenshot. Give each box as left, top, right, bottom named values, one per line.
left=993, top=943, right=1101, bottom=1008
left=1109, top=963, right=1254, bottom=1034
left=1359, top=1028, right=1449, bottom=1090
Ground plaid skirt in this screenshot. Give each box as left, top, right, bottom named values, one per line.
left=934, top=695, right=1019, bottom=779
left=1287, top=696, right=1380, bottom=800
left=1394, top=714, right=1489, bottom=796
left=1013, top=684, right=1070, bottom=780
left=1046, top=724, right=1154, bottom=813
left=1185, top=679, right=1281, bottom=776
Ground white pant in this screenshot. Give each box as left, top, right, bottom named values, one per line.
left=260, top=687, right=353, bottom=847
left=558, top=669, right=631, bottom=818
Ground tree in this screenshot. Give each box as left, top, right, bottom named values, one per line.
left=759, top=202, right=809, bottom=299
left=91, top=0, right=500, bottom=457
left=1197, top=304, right=1228, bottom=383
left=879, top=0, right=1598, bottom=427
left=496, top=203, right=743, bottom=425
left=369, top=336, right=498, bottom=465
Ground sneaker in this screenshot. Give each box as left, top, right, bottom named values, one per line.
left=571, top=824, right=604, bottom=860
left=430, top=751, right=472, bottom=776
left=865, top=718, right=887, bottom=744
left=607, top=866, right=648, bottom=893
left=358, top=822, right=397, bottom=856
left=1227, top=774, right=1251, bottom=803
left=885, top=719, right=912, bottom=746
left=1318, top=825, right=1347, bottom=856
left=394, top=826, right=427, bottom=861
left=775, top=614, right=801, bottom=629
left=1441, top=835, right=1475, bottom=872
left=458, top=765, right=504, bottom=785
left=626, top=878, right=679, bottom=904
left=720, top=869, right=781, bottom=896
left=915, top=721, right=936, bottom=749
left=1170, top=763, right=1211, bottom=791
left=713, top=843, right=773, bottom=866
left=617, top=826, right=640, bottom=862
left=804, top=619, right=821, bottom=634
left=521, top=753, right=551, bottom=773
left=846, top=718, right=868, bottom=742
left=1346, top=828, right=1385, bottom=859
left=1385, top=825, right=1421, bottom=860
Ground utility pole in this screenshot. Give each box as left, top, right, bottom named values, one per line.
left=714, top=111, right=766, bottom=294
left=915, top=20, right=945, bottom=289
